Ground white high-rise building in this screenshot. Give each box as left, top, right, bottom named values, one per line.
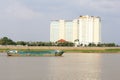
left=50, top=15, right=101, bottom=45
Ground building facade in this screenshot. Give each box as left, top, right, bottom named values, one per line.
left=50, top=15, right=101, bottom=45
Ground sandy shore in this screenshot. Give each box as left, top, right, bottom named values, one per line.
left=0, top=45, right=120, bottom=53
left=0, top=45, right=120, bottom=50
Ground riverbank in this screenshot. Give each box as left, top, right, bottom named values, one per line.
left=0, top=45, right=120, bottom=53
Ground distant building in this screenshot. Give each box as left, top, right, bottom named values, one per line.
left=50, top=15, right=101, bottom=46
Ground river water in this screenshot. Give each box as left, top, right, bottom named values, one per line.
left=0, top=53, right=120, bottom=80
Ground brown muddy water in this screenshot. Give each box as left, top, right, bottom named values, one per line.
left=0, top=53, right=120, bottom=80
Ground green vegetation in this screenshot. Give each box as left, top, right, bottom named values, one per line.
left=64, top=49, right=120, bottom=53
left=105, top=49, right=120, bottom=53
left=0, top=37, right=120, bottom=53
left=0, top=37, right=16, bottom=45
left=0, top=45, right=120, bottom=53
left=0, top=37, right=119, bottom=47
left=0, top=47, right=120, bottom=53
left=0, top=37, right=74, bottom=46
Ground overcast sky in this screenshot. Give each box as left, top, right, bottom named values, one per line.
left=0, top=0, right=120, bottom=44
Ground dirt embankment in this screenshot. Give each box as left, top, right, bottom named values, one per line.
left=0, top=45, right=120, bottom=53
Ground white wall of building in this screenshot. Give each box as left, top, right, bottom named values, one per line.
left=50, top=15, right=101, bottom=45
left=59, top=20, right=65, bottom=40
left=50, top=20, right=59, bottom=42
left=72, top=19, right=79, bottom=42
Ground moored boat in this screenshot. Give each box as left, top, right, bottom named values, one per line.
left=7, top=50, right=64, bottom=56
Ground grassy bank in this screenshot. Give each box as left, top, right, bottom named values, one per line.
left=0, top=46, right=120, bottom=53
left=64, top=49, right=120, bottom=53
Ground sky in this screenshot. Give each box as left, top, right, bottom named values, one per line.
left=0, top=0, right=120, bottom=44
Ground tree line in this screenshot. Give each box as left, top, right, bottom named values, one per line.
left=0, top=37, right=118, bottom=47
left=0, top=37, right=74, bottom=46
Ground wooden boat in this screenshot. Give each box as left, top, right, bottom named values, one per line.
left=7, top=50, right=64, bottom=56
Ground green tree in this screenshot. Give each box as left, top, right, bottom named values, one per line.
left=16, top=41, right=27, bottom=45
left=0, top=37, right=16, bottom=45
left=88, top=43, right=96, bottom=47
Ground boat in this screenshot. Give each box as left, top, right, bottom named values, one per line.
left=7, top=50, right=64, bottom=56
